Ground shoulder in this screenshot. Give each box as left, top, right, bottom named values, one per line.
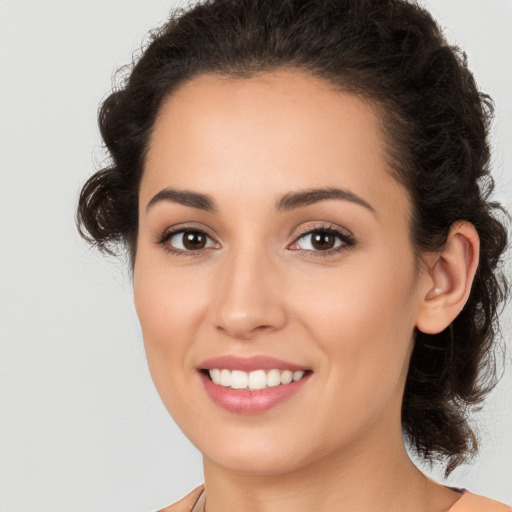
left=157, top=485, right=204, bottom=512
left=450, top=490, right=511, bottom=512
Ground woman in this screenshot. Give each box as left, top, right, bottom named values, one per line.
left=77, top=0, right=510, bottom=510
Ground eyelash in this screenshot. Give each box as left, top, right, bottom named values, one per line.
left=291, top=224, right=356, bottom=258
left=155, top=224, right=218, bottom=259
left=155, top=223, right=356, bottom=259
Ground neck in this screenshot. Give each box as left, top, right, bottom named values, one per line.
left=202, top=431, right=459, bottom=512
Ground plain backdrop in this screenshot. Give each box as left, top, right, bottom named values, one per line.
left=0, top=1, right=511, bottom=510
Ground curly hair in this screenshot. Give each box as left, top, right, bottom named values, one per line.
left=76, top=0, right=509, bottom=475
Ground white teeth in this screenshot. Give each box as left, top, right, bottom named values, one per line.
left=230, top=370, right=248, bottom=389
left=293, top=370, right=305, bottom=382
left=210, top=368, right=221, bottom=385
left=207, top=368, right=307, bottom=390
left=266, top=369, right=281, bottom=387
left=248, top=370, right=267, bottom=390
left=280, top=370, right=293, bottom=385
left=220, top=369, right=231, bottom=387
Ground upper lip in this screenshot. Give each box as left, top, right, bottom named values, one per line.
left=199, top=355, right=310, bottom=372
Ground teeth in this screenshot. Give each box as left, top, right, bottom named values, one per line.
left=220, top=369, right=231, bottom=387
left=231, top=370, right=248, bottom=389
left=280, top=370, right=293, bottom=385
left=293, top=370, right=305, bottom=381
left=207, top=368, right=307, bottom=390
left=248, top=370, right=267, bottom=390
left=210, top=369, right=221, bottom=385
left=266, top=369, right=281, bottom=387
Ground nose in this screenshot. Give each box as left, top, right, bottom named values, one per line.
left=210, top=245, right=287, bottom=340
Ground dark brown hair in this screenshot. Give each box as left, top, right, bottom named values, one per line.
left=76, top=0, right=509, bottom=475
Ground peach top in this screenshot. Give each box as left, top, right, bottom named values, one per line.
left=159, top=486, right=511, bottom=512
left=449, top=489, right=511, bottom=512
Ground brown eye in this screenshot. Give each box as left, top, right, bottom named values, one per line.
left=182, top=230, right=207, bottom=250
left=289, top=226, right=355, bottom=256
left=167, top=229, right=218, bottom=251
left=295, top=229, right=343, bottom=252
left=310, top=232, right=337, bottom=250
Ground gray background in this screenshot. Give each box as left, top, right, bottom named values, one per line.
left=0, top=1, right=511, bottom=510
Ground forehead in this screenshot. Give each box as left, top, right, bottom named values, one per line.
left=141, top=70, right=410, bottom=222
left=147, top=70, right=383, bottom=169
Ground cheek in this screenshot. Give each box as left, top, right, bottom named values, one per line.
left=292, top=250, right=418, bottom=399
left=133, top=257, right=209, bottom=396
left=297, top=253, right=416, bottom=332
left=134, top=240, right=211, bottom=334
left=292, top=272, right=416, bottom=449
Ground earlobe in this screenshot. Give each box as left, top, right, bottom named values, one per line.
left=416, top=221, right=480, bottom=335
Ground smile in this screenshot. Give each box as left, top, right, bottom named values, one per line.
left=198, top=355, right=312, bottom=413
left=208, top=368, right=306, bottom=390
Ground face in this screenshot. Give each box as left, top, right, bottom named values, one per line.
left=134, top=70, right=427, bottom=475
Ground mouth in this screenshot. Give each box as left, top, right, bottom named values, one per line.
left=200, top=368, right=311, bottom=390
left=197, top=355, right=312, bottom=414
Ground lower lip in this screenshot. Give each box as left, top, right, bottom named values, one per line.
left=199, top=372, right=310, bottom=414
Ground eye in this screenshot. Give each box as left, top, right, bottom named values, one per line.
left=157, top=227, right=219, bottom=254
left=289, top=225, right=355, bottom=255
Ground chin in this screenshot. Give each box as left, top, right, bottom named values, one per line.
left=207, top=449, right=307, bottom=476
left=196, top=426, right=331, bottom=477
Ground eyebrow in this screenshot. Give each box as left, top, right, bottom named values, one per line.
left=146, top=188, right=217, bottom=212
left=146, top=186, right=375, bottom=215
left=275, top=187, right=375, bottom=214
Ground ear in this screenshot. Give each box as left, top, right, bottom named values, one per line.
left=416, top=221, right=480, bottom=335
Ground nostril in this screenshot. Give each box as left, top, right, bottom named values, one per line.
left=214, top=323, right=275, bottom=340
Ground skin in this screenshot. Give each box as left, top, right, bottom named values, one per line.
left=134, top=70, right=479, bottom=512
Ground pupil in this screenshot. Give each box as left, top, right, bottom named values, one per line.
left=312, top=232, right=334, bottom=250
left=183, top=231, right=206, bottom=250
